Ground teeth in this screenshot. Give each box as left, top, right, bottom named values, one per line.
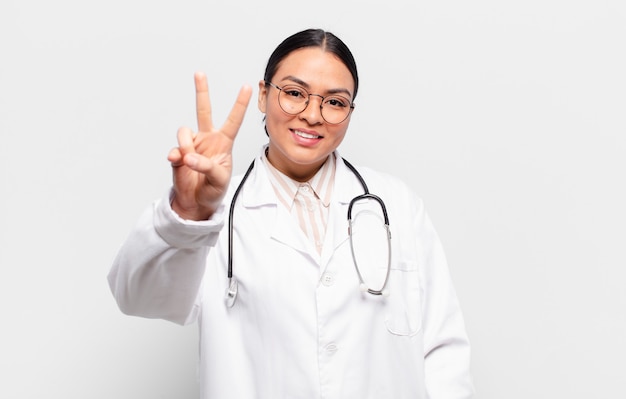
left=295, top=130, right=319, bottom=139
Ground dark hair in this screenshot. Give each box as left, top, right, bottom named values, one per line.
left=263, top=29, right=359, bottom=100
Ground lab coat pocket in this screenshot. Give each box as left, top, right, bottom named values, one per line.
left=384, top=263, right=422, bottom=337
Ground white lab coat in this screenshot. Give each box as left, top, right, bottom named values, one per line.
left=108, top=149, right=474, bottom=399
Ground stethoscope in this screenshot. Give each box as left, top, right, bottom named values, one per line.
left=225, top=157, right=392, bottom=307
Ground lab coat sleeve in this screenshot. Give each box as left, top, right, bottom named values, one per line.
left=415, top=198, right=475, bottom=398
left=107, top=189, right=225, bottom=325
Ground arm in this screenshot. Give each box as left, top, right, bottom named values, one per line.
left=108, top=72, right=251, bottom=325
left=107, top=191, right=224, bottom=325
left=416, top=201, right=475, bottom=398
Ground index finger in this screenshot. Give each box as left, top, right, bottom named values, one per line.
left=195, top=72, right=213, bottom=132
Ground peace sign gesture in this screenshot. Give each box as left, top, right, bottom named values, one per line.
left=168, top=72, right=252, bottom=220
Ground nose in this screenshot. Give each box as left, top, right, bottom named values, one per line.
left=298, top=94, right=324, bottom=125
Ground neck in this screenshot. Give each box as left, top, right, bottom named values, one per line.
left=266, top=147, right=328, bottom=182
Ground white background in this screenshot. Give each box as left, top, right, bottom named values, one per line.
left=1, top=0, right=624, bottom=398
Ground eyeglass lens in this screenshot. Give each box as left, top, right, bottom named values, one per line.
left=277, top=85, right=352, bottom=124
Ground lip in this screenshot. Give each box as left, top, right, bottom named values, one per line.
left=290, top=128, right=323, bottom=145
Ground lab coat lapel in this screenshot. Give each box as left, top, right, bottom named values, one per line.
left=239, top=155, right=311, bottom=255
left=321, top=154, right=365, bottom=265
left=271, top=205, right=312, bottom=255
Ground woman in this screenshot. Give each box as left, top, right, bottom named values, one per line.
left=108, top=28, right=474, bottom=398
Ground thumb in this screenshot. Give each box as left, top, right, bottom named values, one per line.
left=183, top=153, right=231, bottom=187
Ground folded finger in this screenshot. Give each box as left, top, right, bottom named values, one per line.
left=167, top=147, right=184, bottom=166
left=177, top=126, right=195, bottom=155
left=183, top=153, right=229, bottom=187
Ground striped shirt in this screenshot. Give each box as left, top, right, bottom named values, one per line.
left=262, top=150, right=336, bottom=255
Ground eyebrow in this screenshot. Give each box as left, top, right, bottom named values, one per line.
left=280, top=75, right=353, bottom=100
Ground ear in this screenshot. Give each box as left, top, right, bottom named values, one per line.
left=257, top=80, right=268, bottom=113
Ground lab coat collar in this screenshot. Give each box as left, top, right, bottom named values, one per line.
left=236, top=147, right=365, bottom=266
left=323, top=152, right=366, bottom=264
left=238, top=148, right=363, bottom=208
left=238, top=150, right=278, bottom=208
left=333, top=151, right=368, bottom=205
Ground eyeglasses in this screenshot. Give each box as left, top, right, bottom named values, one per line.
left=266, top=81, right=355, bottom=124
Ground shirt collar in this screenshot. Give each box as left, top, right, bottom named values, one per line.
left=261, top=147, right=335, bottom=209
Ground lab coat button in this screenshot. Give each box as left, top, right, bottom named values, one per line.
left=325, top=343, right=338, bottom=354
left=321, top=273, right=334, bottom=287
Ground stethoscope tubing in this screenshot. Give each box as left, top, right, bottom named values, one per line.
left=227, top=160, right=256, bottom=280
left=226, top=156, right=391, bottom=306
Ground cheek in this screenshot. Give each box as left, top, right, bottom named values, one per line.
left=329, top=124, right=349, bottom=140
left=266, top=103, right=294, bottom=125
left=264, top=106, right=292, bottom=137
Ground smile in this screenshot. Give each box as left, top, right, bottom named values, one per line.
left=293, top=129, right=322, bottom=139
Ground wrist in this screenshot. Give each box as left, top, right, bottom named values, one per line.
left=170, top=196, right=215, bottom=221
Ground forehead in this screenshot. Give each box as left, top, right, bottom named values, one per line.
left=274, top=47, right=354, bottom=93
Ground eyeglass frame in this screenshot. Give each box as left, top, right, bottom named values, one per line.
left=265, top=81, right=355, bottom=124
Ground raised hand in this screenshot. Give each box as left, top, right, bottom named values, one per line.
left=167, top=72, right=252, bottom=220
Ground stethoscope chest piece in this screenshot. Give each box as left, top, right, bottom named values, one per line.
left=225, top=278, right=238, bottom=308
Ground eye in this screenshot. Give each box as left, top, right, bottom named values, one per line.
left=325, top=96, right=349, bottom=108
left=283, top=86, right=307, bottom=99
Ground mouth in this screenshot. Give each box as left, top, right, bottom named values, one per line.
left=292, top=129, right=322, bottom=139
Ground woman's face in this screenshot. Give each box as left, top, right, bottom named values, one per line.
left=258, top=47, right=355, bottom=181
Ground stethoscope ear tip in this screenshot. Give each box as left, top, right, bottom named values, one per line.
left=359, top=283, right=368, bottom=293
